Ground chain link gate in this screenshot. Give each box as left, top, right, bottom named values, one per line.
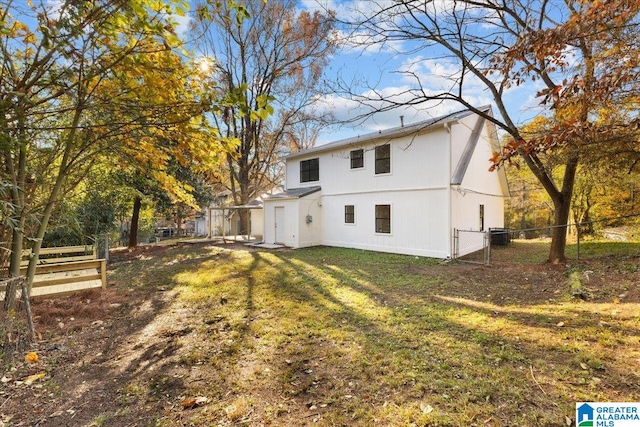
left=453, top=229, right=490, bottom=265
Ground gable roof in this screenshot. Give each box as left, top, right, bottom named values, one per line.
left=286, top=106, right=491, bottom=160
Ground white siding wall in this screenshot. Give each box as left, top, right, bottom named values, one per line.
left=250, top=209, right=264, bottom=239
left=321, top=189, right=450, bottom=257
left=286, top=128, right=451, bottom=194
left=284, top=127, right=452, bottom=257
left=450, top=115, right=506, bottom=257
left=263, top=197, right=323, bottom=248
left=298, top=196, right=323, bottom=248
left=450, top=116, right=505, bottom=233
left=263, top=200, right=297, bottom=246
left=270, top=112, right=506, bottom=258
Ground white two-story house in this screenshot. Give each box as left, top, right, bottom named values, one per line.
left=262, top=106, right=509, bottom=258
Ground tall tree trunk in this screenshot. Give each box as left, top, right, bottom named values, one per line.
left=522, top=149, right=579, bottom=264
left=24, top=100, right=81, bottom=293
left=176, top=213, right=183, bottom=235
left=129, top=196, right=142, bottom=248
left=548, top=153, right=579, bottom=264
left=549, top=197, right=571, bottom=264
left=6, top=105, right=28, bottom=278
left=8, top=220, right=24, bottom=278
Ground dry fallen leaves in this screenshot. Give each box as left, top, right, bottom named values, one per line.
left=23, top=372, right=45, bottom=386
left=420, top=402, right=434, bottom=414
left=25, top=352, right=39, bottom=364
left=181, top=396, right=209, bottom=410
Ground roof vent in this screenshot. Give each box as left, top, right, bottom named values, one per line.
left=400, top=115, right=404, bottom=127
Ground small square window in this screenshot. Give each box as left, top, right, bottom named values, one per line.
left=300, top=158, right=319, bottom=182
left=375, top=144, right=390, bottom=174
left=350, top=149, right=364, bottom=169
left=375, top=204, right=391, bottom=233
left=345, top=205, right=355, bottom=224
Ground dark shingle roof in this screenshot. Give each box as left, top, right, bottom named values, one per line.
left=265, top=186, right=321, bottom=200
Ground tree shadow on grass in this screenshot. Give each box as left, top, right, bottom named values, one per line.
left=7, top=243, right=243, bottom=426
left=11, top=244, right=639, bottom=427
left=239, top=248, right=640, bottom=426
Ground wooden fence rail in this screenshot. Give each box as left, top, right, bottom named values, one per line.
left=2, top=246, right=106, bottom=298
left=19, top=245, right=96, bottom=266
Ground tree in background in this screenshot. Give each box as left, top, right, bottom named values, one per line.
left=192, top=0, right=336, bottom=232
left=0, top=0, right=228, bottom=290
left=342, top=0, right=640, bottom=263
left=114, top=158, right=216, bottom=247
left=506, top=118, right=640, bottom=236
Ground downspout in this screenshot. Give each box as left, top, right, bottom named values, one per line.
left=444, top=122, right=453, bottom=258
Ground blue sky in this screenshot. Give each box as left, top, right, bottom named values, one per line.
left=41, top=0, right=546, bottom=145
left=33, top=0, right=546, bottom=145
left=297, top=0, right=546, bottom=144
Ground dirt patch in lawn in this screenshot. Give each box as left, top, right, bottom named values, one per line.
left=1, top=242, right=638, bottom=426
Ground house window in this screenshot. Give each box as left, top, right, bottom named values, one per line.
left=300, top=158, right=319, bottom=182
left=375, top=144, right=390, bottom=174
left=375, top=204, right=391, bottom=233
left=345, top=205, right=355, bottom=224
left=350, top=149, right=364, bottom=169
left=479, top=204, right=485, bottom=231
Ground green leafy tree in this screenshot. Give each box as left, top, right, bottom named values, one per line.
left=0, top=0, right=223, bottom=291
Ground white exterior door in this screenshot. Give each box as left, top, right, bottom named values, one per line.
left=275, top=207, right=285, bottom=243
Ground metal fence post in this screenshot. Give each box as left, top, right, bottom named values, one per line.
left=485, top=231, right=491, bottom=266
left=453, top=229, right=458, bottom=260
left=104, top=232, right=110, bottom=264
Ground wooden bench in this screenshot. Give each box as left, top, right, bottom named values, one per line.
left=1, top=245, right=106, bottom=297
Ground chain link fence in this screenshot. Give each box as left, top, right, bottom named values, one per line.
left=1, top=276, right=36, bottom=361
left=455, top=214, right=640, bottom=265
left=453, top=229, right=490, bottom=265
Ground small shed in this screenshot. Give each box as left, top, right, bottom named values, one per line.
left=195, top=194, right=264, bottom=240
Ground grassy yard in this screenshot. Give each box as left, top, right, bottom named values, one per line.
left=109, top=242, right=639, bottom=426
left=4, top=241, right=640, bottom=426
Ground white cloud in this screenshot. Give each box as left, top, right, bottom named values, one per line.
left=172, top=13, right=191, bottom=37
left=300, top=0, right=549, bottom=143
left=300, top=0, right=408, bottom=56
left=312, top=87, right=490, bottom=144
left=45, top=0, right=66, bottom=20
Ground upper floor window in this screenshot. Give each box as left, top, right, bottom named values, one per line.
left=350, top=149, right=364, bottom=169
left=375, top=144, right=390, bottom=174
left=300, top=158, right=319, bottom=182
